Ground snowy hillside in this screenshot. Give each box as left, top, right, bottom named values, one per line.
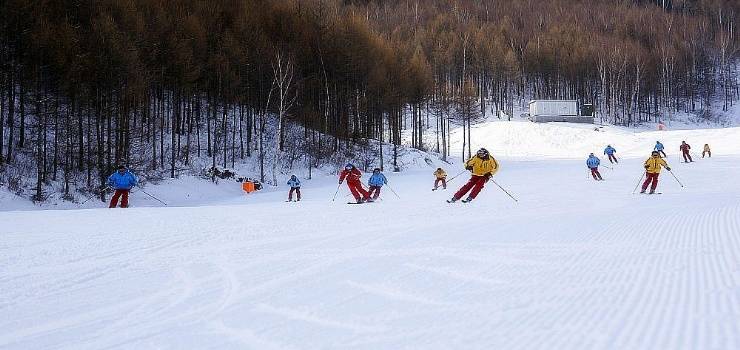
left=2, top=122, right=740, bottom=349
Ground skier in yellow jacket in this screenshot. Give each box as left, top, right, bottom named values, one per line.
left=433, top=168, right=447, bottom=191
left=640, top=151, right=671, bottom=194
left=448, top=148, right=499, bottom=203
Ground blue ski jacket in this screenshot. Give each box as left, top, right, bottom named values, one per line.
left=287, top=178, right=301, bottom=188
left=586, top=156, right=600, bottom=169
left=655, top=142, right=664, bottom=151
left=368, top=173, right=388, bottom=187
left=108, top=170, right=137, bottom=190
left=604, top=146, right=616, bottom=155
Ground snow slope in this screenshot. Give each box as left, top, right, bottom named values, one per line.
left=2, top=122, right=740, bottom=349
left=448, top=120, right=740, bottom=159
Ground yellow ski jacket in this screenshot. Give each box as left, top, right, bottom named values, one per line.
left=644, top=156, right=668, bottom=174
left=465, top=155, right=499, bottom=177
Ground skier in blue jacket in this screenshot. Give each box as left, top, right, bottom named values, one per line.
left=603, top=145, right=618, bottom=164
left=367, top=168, right=387, bottom=200
left=654, top=141, right=666, bottom=157
left=287, top=174, right=301, bottom=202
left=107, top=165, right=138, bottom=208
left=586, top=153, right=603, bottom=181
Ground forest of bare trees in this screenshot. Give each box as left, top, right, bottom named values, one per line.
left=0, top=0, right=738, bottom=202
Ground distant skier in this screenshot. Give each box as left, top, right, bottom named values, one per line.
left=603, top=145, right=618, bottom=164
left=679, top=141, right=693, bottom=163
left=448, top=148, right=499, bottom=203
left=107, top=165, right=137, bottom=208
left=367, top=168, right=387, bottom=200
left=586, top=153, right=603, bottom=181
left=654, top=141, right=667, bottom=157
left=339, top=163, right=371, bottom=203
left=433, top=168, right=447, bottom=190
left=702, top=144, right=711, bottom=158
left=287, top=174, right=301, bottom=202
left=640, top=151, right=671, bottom=194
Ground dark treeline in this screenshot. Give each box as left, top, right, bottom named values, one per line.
left=0, top=0, right=738, bottom=201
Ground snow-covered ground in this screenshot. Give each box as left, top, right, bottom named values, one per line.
left=2, top=122, right=740, bottom=349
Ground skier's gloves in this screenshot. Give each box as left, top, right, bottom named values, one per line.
left=644, top=164, right=650, bottom=169
left=666, top=167, right=671, bottom=171
left=465, top=166, right=473, bottom=171
left=339, top=181, right=343, bottom=184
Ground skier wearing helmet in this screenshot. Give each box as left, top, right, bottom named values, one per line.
left=339, top=163, right=371, bottom=203
left=367, top=168, right=388, bottom=200
left=448, top=148, right=499, bottom=203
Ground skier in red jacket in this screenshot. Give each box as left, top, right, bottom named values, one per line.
left=679, top=141, right=693, bottom=163
left=339, top=163, right=371, bottom=203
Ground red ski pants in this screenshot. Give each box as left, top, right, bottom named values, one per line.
left=641, top=172, right=660, bottom=192
left=289, top=187, right=301, bottom=201
left=682, top=151, right=693, bottom=162
left=346, top=180, right=369, bottom=201
left=367, top=185, right=382, bottom=199
left=453, top=175, right=487, bottom=200
left=607, top=154, right=618, bottom=163
left=434, top=178, right=447, bottom=189
left=590, top=168, right=603, bottom=180
left=109, top=189, right=130, bottom=208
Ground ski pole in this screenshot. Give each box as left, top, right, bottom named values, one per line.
left=80, top=186, right=110, bottom=204
left=490, top=178, right=518, bottom=202
left=331, top=183, right=342, bottom=201
left=446, top=170, right=467, bottom=184
left=632, top=172, right=645, bottom=194
left=139, top=188, right=168, bottom=205
left=385, top=183, right=401, bottom=199
left=667, top=169, right=684, bottom=188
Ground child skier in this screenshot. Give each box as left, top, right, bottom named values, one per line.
left=339, top=163, right=371, bottom=203
left=433, top=168, right=447, bottom=190
left=654, top=141, right=667, bottom=157
left=603, top=145, right=618, bottom=163
left=641, top=151, right=671, bottom=194
left=367, top=168, right=387, bottom=200
left=680, top=141, right=693, bottom=163
left=287, top=174, right=301, bottom=202
left=586, top=153, right=603, bottom=180
left=107, top=165, right=138, bottom=208
left=702, top=144, right=711, bottom=158
left=448, top=148, right=499, bottom=203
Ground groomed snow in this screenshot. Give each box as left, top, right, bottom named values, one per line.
left=2, top=123, right=740, bottom=349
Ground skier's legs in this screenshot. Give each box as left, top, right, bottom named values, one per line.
left=687, top=153, right=693, bottom=162
left=453, top=176, right=477, bottom=200
left=371, top=186, right=381, bottom=199
left=641, top=173, right=653, bottom=192
left=351, top=181, right=370, bottom=200
left=682, top=151, right=689, bottom=162
left=347, top=182, right=361, bottom=201
left=468, top=176, right=487, bottom=199
left=288, top=188, right=295, bottom=201
left=120, top=190, right=129, bottom=208
left=296, top=188, right=301, bottom=201
left=595, top=169, right=603, bottom=180
left=434, top=179, right=440, bottom=189
left=650, top=173, right=660, bottom=192
left=590, top=168, right=599, bottom=180
left=659, top=150, right=667, bottom=157
left=109, top=190, right=122, bottom=208
left=441, top=178, right=447, bottom=189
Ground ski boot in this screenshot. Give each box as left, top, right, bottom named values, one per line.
left=461, top=197, right=474, bottom=203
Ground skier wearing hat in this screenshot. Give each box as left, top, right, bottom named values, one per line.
left=679, top=141, right=693, bottom=163
left=641, top=151, right=671, bottom=194
left=603, top=145, right=618, bottom=164
left=367, top=168, right=388, bottom=200
left=339, top=163, right=371, bottom=203
left=107, top=165, right=138, bottom=208
left=586, top=153, right=603, bottom=180
left=654, top=141, right=667, bottom=157
left=448, top=148, right=499, bottom=203
left=287, top=174, right=301, bottom=202
left=433, top=168, right=447, bottom=190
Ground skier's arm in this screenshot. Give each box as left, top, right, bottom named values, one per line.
left=339, top=170, right=347, bottom=183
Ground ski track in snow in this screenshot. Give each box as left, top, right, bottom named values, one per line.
left=2, top=154, right=740, bottom=348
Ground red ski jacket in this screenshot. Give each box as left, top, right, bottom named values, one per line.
left=680, top=143, right=691, bottom=152
left=339, top=168, right=363, bottom=183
